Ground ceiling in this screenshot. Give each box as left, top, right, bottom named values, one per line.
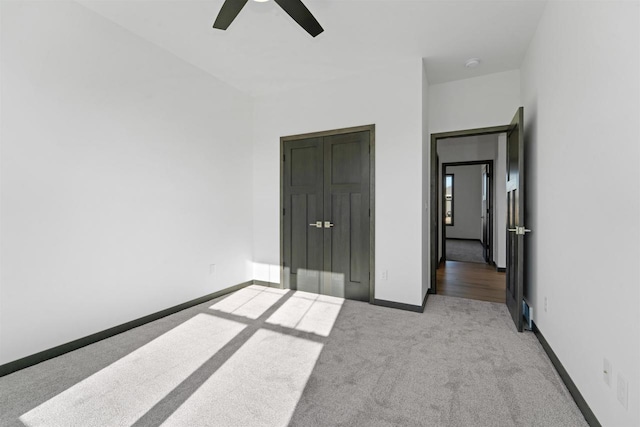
left=78, top=0, right=547, bottom=97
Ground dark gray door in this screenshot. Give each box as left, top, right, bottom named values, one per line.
left=506, top=107, right=526, bottom=332
left=283, top=130, right=371, bottom=301
left=282, top=137, right=324, bottom=293
left=323, top=132, right=371, bottom=301
left=482, top=165, right=489, bottom=262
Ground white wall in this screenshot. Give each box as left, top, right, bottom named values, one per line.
left=0, top=1, right=4, bottom=365
left=429, top=70, right=521, bottom=134
left=495, top=133, right=507, bottom=268
left=0, top=1, right=254, bottom=364
left=252, top=58, right=424, bottom=306
left=438, top=135, right=498, bottom=164
left=445, top=165, right=482, bottom=240
left=521, top=1, right=639, bottom=425
left=421, top=62, right=430, bottom=299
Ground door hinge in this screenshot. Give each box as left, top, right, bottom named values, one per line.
left=283, top=208, right=286, bottom=216
left=283, top=154, right=286, bottom=162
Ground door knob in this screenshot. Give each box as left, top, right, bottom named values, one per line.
left=508, top=226, right=531, bottom=235
left=324, top=221, right=334, bottom=228
left=309, top=221, right=322, bottom=228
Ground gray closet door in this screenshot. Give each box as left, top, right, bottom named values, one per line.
left=323, top=131, right=370, bottom=301
left=283, top=130, right=371, bottom=301
left=283, top=137, right=324, bottom=293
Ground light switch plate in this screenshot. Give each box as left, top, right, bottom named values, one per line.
left=617, top=373, right=628, bottom=410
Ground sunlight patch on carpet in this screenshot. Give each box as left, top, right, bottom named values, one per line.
left=20, top=314, right=246, bottom=427
left=266, top=291, right=344, bottom=337
left=210, top=285, right=287, bottom=319
left=161, top=329, right=323, bottom=427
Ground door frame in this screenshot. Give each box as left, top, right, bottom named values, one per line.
left=430, top=125, right=510, bottom=294
left=441, top=159, right=494, bottom=266
left=280, top=124, right=376, bottom=302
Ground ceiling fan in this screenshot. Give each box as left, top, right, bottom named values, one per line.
left=213, top=0, right=324, bottom=37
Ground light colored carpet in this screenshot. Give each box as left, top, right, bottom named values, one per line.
left=0, top=286, right=587, bottom=427
left=446, top=239, right=486, bottom=264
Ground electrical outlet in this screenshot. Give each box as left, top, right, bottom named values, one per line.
left=544, top=297, right=548, bottom=313
left=617, top=374, right=628, bottom=410
left=209, top=264, right=216, bottom=275
left=603, top=358, right=612, bottom=387
left=381, top=270, right=388, bottom=280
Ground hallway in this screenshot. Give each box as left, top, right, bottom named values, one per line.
left=445, top=239, right=486, bottom=264
left=436, top=260, right=506, bottom=303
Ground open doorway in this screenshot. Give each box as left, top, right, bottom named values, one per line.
left=431, top=130, right=508, bottom=303
left=441, top=160, right=493, bottom=265
left=429, top=108, right=526, bottom=331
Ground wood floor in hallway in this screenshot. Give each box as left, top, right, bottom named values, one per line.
left=436, top=260, right=506, bottom=303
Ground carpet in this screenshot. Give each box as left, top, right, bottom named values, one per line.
left=446, top=239, right=486, bottom=264
left=0, top=286, right=587, bottom=427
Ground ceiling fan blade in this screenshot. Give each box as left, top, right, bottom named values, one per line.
left=213, top=0, right=249, bottom=30
left=274, top=0, right=324, bottom=37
